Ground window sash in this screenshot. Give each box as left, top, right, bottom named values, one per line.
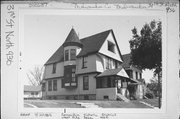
left=52, top=63, right=57, bottom=74
left=108, top=41, right=115, bottom=53
left=70, top=49, right=76, bottom=60
left=53, top=80, right=57, bottom=91
left=83, top=76, right=89, bottom=90
left=82, top=56, right=87, bottom=68
left=65, top=50, right=69, bottom=61
left=48, top=80, right=52, bottom=91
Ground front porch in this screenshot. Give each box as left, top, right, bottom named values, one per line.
left=95, top=68, right=137, bottom=101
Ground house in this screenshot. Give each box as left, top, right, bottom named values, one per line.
left=122, top=53, right=146, bottom=99
left=24, top=85, right=42, bottom=99
left=41, top=28, right=137, bottom=101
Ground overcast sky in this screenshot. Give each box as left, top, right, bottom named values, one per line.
left=24, top=15, right=161, bottom=85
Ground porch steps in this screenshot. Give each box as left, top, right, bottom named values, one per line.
left=116, top=93, right=130, bottom=102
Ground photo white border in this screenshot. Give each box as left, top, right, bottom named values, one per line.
left=18, top=8, right=167, bottom=113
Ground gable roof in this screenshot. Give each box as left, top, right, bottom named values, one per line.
left=96, top=66, right=123, bottom=77
left=122, top=53, right=131, bottom=68
left=45, top=29, right=124, bottom=65
left=77, top=30, right=111, bottom=57
left=122, top=53, right=142, bottom=72
left=24, top=85, right=41, bottom=92
left=45, top=45, right=64, bottom=65
left=45, top=28, right=81, bottom=65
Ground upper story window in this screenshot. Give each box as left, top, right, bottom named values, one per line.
left=70, top=49, right=76, bottom=61
left=82, top=56, right=87, bottom=68
left=108, top=41, right=115, bottom=53
left=106, top=57, right=112, bottom=69
left=65, top=49, right=69, bottom=61
left=52, top=63, right=57, bottom=74
left=83, top=76, right=89, bottom=90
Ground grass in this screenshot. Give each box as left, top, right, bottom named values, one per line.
left=24, top=99, right=157, bottom=108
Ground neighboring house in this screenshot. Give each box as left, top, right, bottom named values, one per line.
left=42, top=28, right=137, bottom=101
left=122, top=53, right=146, bottom=99
left=24, top=85, right=42, bottom=99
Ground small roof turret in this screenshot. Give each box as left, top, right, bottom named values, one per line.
left=63, top=28, right=83, bottom=47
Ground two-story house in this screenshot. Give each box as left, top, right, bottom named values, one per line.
left=122, top=53, right=146, bottom=99
left=41, top=28, right=137, bottom=101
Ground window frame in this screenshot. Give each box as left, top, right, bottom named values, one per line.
left=65, top=49, right=69, bottom=61
left=108, top=41, right=115, bottom=53
left=82, top=56, right=87, bottom=68
left=136, top=72, right=138, bottom=79
left=52, top=63, right=57, bottom=74
left=53, top=80, right=57, bottom=91
left=48, top=80, right=52, bottom=91
left=70, top=49, right=76, bottom=61
left=83, top=76, right=89, bottom=90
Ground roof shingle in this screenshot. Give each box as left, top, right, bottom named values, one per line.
left=77, top=30, right=111, bottom=57
left=44, top=29, right=123, bottom=65
left=122, top=53, right=132, bottom=68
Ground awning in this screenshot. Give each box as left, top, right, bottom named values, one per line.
left=96, top=67, right=129, bottom=79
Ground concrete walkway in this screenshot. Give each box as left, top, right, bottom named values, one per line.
left=75, top=102, right=102, bottom=108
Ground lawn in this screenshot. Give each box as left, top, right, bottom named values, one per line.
left=24, top=99, right=157, bottom=108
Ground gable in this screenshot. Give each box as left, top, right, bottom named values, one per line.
left=117, top=68, right=129, bottom=78
left=99, top=31, right=123, bottom=62
left=77, top=30, right=111, bottom=57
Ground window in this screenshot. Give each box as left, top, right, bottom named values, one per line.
left=53, top=80, right=57, bottom=91
left=42, top=83, right=46, bottom=91
left=108, top=41, right=115, bottom=53
left=83, top=76, right=89, bottom=90
left=140, top=73, right=142, bottom=79
left=72, top=68, right=76, bottom=82
left=115, top=60, right=118, bottom=68
left=61, top=78, right=64, bottom=88
left=35, top=92, right=38, bottom=95
left=31, top=92, right=34, bottom=95
left=106, top=57, right=112, bottom=69
left=65, top=50, right=69, bottom=61
left=52, top=63, right=57, bottom=74
left=104, top=96, right=109, bottom=99
left=84, top=95, right=89, bottom=100
left=48, top=80, right=52, bottom=91
left=70, top=49, right=76, bottom=60
left=82, top=56, right=87, bottom=68
left=136, top=72, right=138, bottom=79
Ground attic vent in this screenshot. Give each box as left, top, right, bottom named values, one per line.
left=108, top=41, right=115, bottom=53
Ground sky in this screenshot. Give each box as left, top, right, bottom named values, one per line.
left=24, top=14, right=161, bottom=85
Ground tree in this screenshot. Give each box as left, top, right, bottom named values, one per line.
left=147, top=77, right=162, bottom=97
left=27, top=66, right=44, bottom=86
left=129, top=20, right=162, bottom=108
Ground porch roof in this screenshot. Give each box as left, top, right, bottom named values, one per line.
left=96, top=67, right=129, bottom=78
left=129, top=78, right=141, bottom=84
